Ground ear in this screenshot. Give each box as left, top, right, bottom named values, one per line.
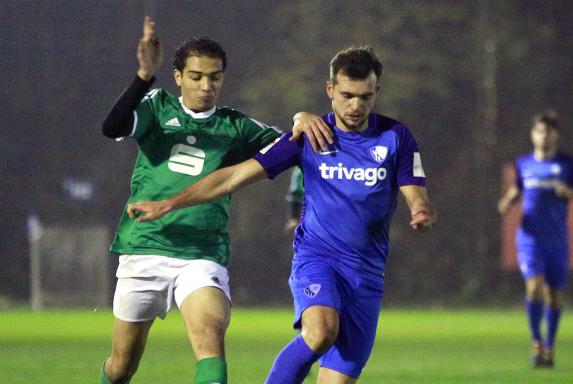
left=174, top=69, right=182, bottom=87
left=326, top=80, right=334, bottom=99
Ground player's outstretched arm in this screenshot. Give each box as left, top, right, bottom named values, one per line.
left=497, top=185, right=521, bottom=215
left=128, top=159, right=268, bottom=222
left=399, top=185, right=436, bottom=233
left=290, top=112, right=333, bottom=152
left=102, top=16, right=162, bottom=138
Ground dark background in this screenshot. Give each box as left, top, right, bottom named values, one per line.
left=2, top=0, right=573, bottom=307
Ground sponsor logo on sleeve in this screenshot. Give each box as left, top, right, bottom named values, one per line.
left=304, top=284, right=321, bottom=299
left=413, top=152, right=425, bottom=178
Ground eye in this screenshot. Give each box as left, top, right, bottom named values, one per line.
left=210, top=74, right=222, bottom=82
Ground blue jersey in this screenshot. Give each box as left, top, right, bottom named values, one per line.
left=515, top=153, right=573, bottom=247
left=255, top=112, right=426, bottom=280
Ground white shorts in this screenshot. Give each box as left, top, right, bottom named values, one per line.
left=113, top=255, right=231, bottom=322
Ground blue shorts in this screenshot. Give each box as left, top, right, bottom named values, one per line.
left=517, top=242, right=569, bottom=288
left=289, top=257, right=384, bottom=378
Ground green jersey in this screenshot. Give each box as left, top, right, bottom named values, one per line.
left=110, top=88, right=281, bottom=265
left=286, top=166, right=304, bottom=204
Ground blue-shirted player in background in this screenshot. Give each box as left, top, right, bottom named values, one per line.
left=498, top=111, right=573, bottom=368
left=126, top=46, right=436, bottom=383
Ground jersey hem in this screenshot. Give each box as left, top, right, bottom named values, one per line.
left=109, top=245, right=229, bottom=266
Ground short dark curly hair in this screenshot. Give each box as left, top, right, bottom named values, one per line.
left=173, top=36, right=227, bottom=72
left=330, top=46, right=383, bottom=84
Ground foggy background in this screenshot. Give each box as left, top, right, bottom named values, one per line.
left=2, top=0, right=573, bottom=308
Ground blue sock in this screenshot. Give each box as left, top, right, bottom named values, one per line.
left=265, top=334, right=321, bottom=384
left=525, top=299, right=544, bottom=343
left=544, top=306, right=562, bottom=348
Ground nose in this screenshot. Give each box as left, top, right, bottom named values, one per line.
left=200, top=77, right=213, bottom=92
left=349, top=97, right=362, bottom=111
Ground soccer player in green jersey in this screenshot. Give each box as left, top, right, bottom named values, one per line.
left=100, top=17, right=331, bottom=384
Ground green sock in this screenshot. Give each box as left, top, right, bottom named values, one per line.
left=101, top=360, right=112, bottom=384
left=195, top=357, right=227, bottom=384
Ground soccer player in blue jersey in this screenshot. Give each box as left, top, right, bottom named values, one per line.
left=127, top=46, right=436, bottom=383
left=498, top=111, right=573, bottom=368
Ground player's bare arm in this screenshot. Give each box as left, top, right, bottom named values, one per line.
left=291, top=112, right=334, bottom=152
left=497, top=185, right=521, bottom=215
left=554, top=182, right=573, bottom=200
left=399, top=185, right=436, bottom=232
left=128, top=159, right=267, bottom=222
left=137, top=16, right=163, bottom=81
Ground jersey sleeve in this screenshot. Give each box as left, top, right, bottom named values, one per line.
left=131, top=89, right=162, bottom=141
left=236, top=116, right=282, bottom=159
left=395, top=125, right=426, bottom=187
left=254, top=132, right=302, bottom=179
left=286, top=166, right=304, bottom=203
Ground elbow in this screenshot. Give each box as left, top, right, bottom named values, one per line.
left=102, top=119, right=121, bottom=139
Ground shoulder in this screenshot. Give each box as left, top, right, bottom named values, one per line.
left=142, top=88, right=178, bottom=109
left=374, top=113, right=414, bottom=138
left=515, top=153, right=531, bottom=164
left=557, top=152, right=573, bottom=164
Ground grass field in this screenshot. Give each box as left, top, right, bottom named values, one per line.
left=0, top=308, right=572, bottom=383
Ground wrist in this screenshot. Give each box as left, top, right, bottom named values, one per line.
left=137, top=69, right=155, bottom=81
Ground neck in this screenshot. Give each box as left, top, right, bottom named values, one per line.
left=334, top=114, right=369, bottom=133
left=534, top=147, right=556, bottom=161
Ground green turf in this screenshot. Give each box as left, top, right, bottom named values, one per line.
left=0, top=308, right=571, bottom=383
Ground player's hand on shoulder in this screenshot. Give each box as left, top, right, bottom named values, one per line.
left=290, top=112, right=333, bottom=153
left=409, top=204, right=436, bottom=233
left=127, top=200, right=172, bottom=222
left=137, top=16, right=163, bottom=81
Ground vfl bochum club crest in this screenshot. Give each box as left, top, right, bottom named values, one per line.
left=304, top=284, right=321, bottom=299
left=370, top=146, right=388, bottom=164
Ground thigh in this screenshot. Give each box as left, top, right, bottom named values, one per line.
left=173, top=259, right=231, bottom=307
left=289, top=259, right=341, bottom=329
left=319, top=282, right=382, bottom=379
left=113, top=255, right=173, bottom=322
left=110, top=318, right=154, bottom=368
left=179, top=286, right=231, bottom=359
left=517, top=245, right=545, bottom=281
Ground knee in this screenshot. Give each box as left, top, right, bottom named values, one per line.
left=544, top=289, right=562, bottom=309
left=302, top=319, right=339, bottom=354
left=189, top=317, right=227, bottom=342
left=525, top=279, right=544, bottom=301
left=188, top=318, right=228, bottom=357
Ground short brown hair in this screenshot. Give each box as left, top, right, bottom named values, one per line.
left=330, top=46, right=383, bottom=84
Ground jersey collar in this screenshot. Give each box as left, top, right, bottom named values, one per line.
left=179, top=97, right=217, bottom=119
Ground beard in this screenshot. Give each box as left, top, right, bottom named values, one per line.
left=335, top=110, right=368, bottom=131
